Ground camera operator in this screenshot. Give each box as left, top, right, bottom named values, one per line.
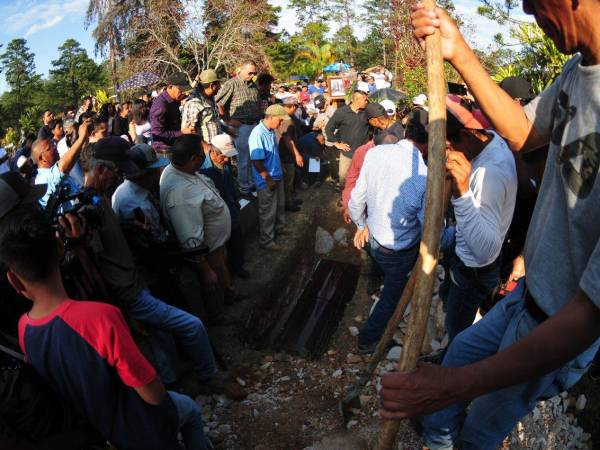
left=80, top=136, right=244, bottom=399
left=33, top=119, right=91, bottom=209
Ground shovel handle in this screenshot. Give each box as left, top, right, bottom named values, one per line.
left=375, top=0, right=447, bottom=448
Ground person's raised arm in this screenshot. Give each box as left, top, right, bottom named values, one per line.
left=58, top=119, right=91, bottom=175
left=411, top=4, right=545, bottom=152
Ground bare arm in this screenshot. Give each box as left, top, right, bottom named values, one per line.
left=58, top=119, right=90, bottom=175
left=134, top=376, right=167, bottom=405
left=380, top=289, right=600, bottom=418
left=411, top=4, right=546, bottom=152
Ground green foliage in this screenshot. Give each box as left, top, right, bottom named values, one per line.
left=19, top=106, right=43, bottom=135
left=294, top=42, right=335, bottom=79
left=330, top=25, right=357, bottom=64
left=0, top=39, right=41, bottom=120
left=48, top=39, right=107, bottom=109
left=509, top=22, right=568, bottom=93
left=3, top=128, right=20, bottom=149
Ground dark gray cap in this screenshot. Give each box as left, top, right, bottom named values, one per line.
left=0, top=172, right=46, bottom=219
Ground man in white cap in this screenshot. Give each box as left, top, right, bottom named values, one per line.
left=380, top=99, right=397, bottom=119
left=412, top=93, right=428, bottom=110
left=182, top=69, right=224, bottom=149
left=200, top=134, right=249, bottom=278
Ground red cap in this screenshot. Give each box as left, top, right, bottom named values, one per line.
left=446, top=94, right=490, bottom=131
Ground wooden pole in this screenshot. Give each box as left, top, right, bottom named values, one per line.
left=374, top=0, right=447, bottom=447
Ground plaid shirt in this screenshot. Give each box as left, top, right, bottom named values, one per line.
left=215, top=77, right=261, bottom=122
left=181, top=91, right=221, bottom=143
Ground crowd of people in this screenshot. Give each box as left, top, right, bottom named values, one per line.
left=1, top=0, right=600, bottom=448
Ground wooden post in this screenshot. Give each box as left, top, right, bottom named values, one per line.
left=374, top=0, right=447, bottom=448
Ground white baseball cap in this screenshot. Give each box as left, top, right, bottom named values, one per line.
left=211, top=133, right=238, bottom=158
left=412, top=94, right=428, bottom=106
left=380, top=100, right=396, bottom=116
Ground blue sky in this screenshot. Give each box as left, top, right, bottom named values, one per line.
left=0, top=0, right=527, bottom=92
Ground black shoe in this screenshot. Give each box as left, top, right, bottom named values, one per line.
left=234, top=268, right=251, bottom=279
left=285, top=204, right=301, bottom=212
left=240, top=192, right=255, bottom=201
left=294, top=199, right=303, bottom=206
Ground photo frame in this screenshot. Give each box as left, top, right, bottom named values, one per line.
left=327, top=76, right=346, bottom=99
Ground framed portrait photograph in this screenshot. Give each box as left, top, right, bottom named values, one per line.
left=328, top=76, right=346, bottom=99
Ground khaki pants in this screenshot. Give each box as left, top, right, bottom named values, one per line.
left=339, top=152, right=353, bottom=186
left=257, top=181, right=286, bottom=246
left=283, top=162, right=296, bottom=207
left=206, top=245, right=233, bottom=297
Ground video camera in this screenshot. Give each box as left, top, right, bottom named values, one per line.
left=45, top=182, right=103, bottom=233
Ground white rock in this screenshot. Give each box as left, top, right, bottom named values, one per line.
left=346, top=420, right=358, bottom=429
left=236, top=377, right=246, bottom=387
left=332, top=369, right=343, bottom=378
left=386, top=346, right=402, bottom=361
left=348, top=326, right=359, bottom=337
left=315, top=227, right=334, bottom=254
left=575, top=394, right=587, bottom=411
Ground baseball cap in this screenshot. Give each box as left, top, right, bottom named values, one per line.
left=127, top=144, right=169, bottom=175
left=93, top=136, right=140, bottom=176
left=313, top=95, right=326, bottom=110
left=365, top=102, right=387, bottom=120
left=211, top=134, right=239, bottom=158
left=167, top=72, right=192, bottom=91
left=198, top=69, right=223, bottom=85
left=499, top=76, right=534, bottom=100
left=413, top=94, right=427, bottom=106
left=282, top=96, right=299, bottom=106
left=446, top=95, right=490, bottom=137
left=265, top=104, right=290, bottom=118
left=0, top=171, right=47, bottom=219
left=380, top=99, right=396, bottom=116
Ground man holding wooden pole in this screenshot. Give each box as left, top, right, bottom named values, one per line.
left=379, top=1, right=600, bottom=449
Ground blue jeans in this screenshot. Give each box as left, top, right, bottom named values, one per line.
left=129, top=289, right=218, bottom=383
left=168, top=391, right=209, bottom=449
left=358, top=238, right=418, bottom=347
left=234, top=124, right=256, bottom=194
left=444, top=258, right=500, bottom=343
left=423, top=280, right=600, bottom=450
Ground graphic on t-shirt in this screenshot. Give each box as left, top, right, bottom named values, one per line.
left=558, top=132, right=600, bottom=199
left=551, top=91, right=576, bottom=146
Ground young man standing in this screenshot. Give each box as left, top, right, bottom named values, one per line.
left=380, top=3, right=600, bottom=449
left=249, top=104, right=288, bottom=251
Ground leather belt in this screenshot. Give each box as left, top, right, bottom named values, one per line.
left=524, top=288, right=549, bottom=323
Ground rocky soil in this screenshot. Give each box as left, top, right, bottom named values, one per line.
left=196, top=184, right=596, bottom=450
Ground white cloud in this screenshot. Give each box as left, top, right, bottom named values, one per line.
left=2, top=0, right=87, bottom=37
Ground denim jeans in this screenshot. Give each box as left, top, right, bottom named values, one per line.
left=444, top=258, right=500, bottom=343
left=168, top=391, right=209, bottom=449
left=129, top=289, right=218, bottom=382
left=358, top=238, right=418, bottom=347
left=234, top=124, right=256, bottom=194
left=423, top=280, right=600, bottom=450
